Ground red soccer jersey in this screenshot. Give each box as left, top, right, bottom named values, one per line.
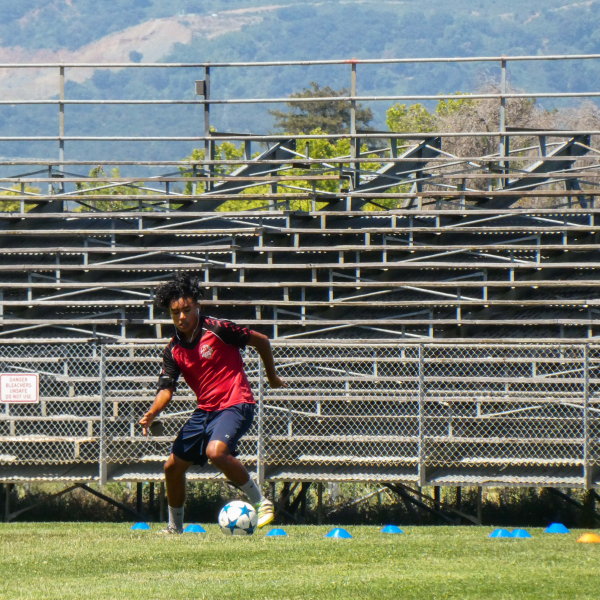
left=157, top=316, right=255, bottom=411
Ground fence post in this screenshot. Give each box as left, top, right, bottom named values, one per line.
left=350, top=60, right=358, bottom=195
left=98, top=344, right=107, bottom=486
left=58, top=65, right=65, bottom=165
left=256, top=354, right=266, bottom=486
left=418, top=343, right=426, bottom=487
left=499, top=57, right=508, bottom=178
left=204, top=64, right=212, bottom=193
left=584, top=344, right=592, bottom=489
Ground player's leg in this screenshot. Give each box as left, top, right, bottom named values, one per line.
left=205, top=440, right=251, bottom=486
left=159, top=409, right=207, bottom=534
left=206, top=439, right=274, bottom=528
left=161, top=453, right=193, bottom=533
left=205, top=403, right=274, bottom=528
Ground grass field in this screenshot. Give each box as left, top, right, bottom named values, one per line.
left=2, top=523, right=600, bottom=600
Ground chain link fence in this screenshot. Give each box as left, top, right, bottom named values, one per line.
left=0, top=341, right=598, bottom=484
left=0, top=342, right=102, bottom=465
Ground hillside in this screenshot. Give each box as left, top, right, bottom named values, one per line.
left=0, top=0, right=599, bottom=161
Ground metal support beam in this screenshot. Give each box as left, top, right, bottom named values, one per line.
left=482, top=134, right=592, bottom=209
left=329, top=137, right=442, bottom=211
left=99, top=344, right=107, bottom=486
left=350, top=61, right=358, bottom=192
left=545, top=487, right=598, bottom=523
left=273, top=482, right=300, bottom=523
left=383, top=483, right=457, bottom=524
left=203, top=65, right=211, bottom=193
left=499, top=58, right=507, bottom=176
left=418, top=344, right=426, bottom=486
left=77, top=484, right=147, bottom=522
left=288, top=482, right=312, bottom=517
left=5, top=484, right=76, bottom=522
left=275, top=482, right=296, bottom=518
left=196, top=138, right=297, bottom=211
left=327, top=486, right=388, bottom=517
left=397, top=483, right=480, bottom=525
left=269, top=482, right=276, bottom=503
left=58, top=66, right=65, bottom=167
left=256, top=360, right=265, bottom=485
left=584, top=344, right=592, bottom=489
left=3, top=483, right=147, bottom=523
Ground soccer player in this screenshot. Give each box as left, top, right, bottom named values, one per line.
left=139, top=273, right=284, bottom=534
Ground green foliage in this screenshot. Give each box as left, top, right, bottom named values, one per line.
left=181, top=132, right=358, bottom=212
left=179, top=143, right=268, bottom=211
left=386, top=93, right=474, bottom=134
left=75, top=166, right=148, bottom=212
left=386, top=103, right=436, bottom=134
left=0, top=199, right=20, bottom=212
left=435, top=93, right=477, bottom=118
left=377, top=94, right=479, bottom=211
left=270, top=82, right=373, bottom=134
left=0, top=184, right=41, bottom=213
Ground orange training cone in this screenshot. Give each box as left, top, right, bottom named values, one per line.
left=577, top=533, right=600, bottom=543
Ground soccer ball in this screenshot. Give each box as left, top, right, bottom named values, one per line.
left=218, top=500, right=258, bottom=536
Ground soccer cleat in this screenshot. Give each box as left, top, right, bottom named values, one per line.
left=157, top=525, right=183, bottom=535
left=254, top=498, right=275, bottom=529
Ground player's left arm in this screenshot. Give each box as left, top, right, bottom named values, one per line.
left=247, top=331, right=286, bottom=389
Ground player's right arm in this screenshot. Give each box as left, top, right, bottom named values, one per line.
left=139, top=388, right=173, bottom=435
left=139, top=340, right=181, bottom=436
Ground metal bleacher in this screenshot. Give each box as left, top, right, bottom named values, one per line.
left=2, top=196, right=599, bottom=342
left=1, top=55, right=600, bottom=508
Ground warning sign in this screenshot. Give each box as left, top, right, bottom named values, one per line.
left=0, top=374, right=39, bottom=403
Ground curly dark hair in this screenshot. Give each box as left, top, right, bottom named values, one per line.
left=154, top=272, right=204, bottom=311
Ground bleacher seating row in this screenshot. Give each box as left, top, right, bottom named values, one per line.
left=0, top=127, right=596, bottom=341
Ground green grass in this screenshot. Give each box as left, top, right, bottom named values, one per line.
left=2, top=524, right=600, bottom=599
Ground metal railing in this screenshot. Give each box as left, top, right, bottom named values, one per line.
left=2, top=53, right=600, bottom=214
left=0, top=53, right=599, bottom=150
left=1, top=55, right=600, bottom=342
left=1, top=341, right=599, bottom=487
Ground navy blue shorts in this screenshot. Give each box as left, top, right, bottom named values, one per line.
left=171, top=402, right=255, bottom=466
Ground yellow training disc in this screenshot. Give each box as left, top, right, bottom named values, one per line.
left=577, top=533, right=600, bottom=543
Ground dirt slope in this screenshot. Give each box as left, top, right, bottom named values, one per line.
left=0, top=8, right=281, bottom=99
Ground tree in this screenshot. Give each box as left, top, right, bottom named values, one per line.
left=75, top=166, right=147, bottom=212
left=180, top=143, right=270, bottom=212
left=386, top=102, right=436, bottom=134
left=0, top=184, right=41, bottom=212
left=384, top=90, right=571, bottom=203
left=385, top=94, right=475, bottom=135
left=180, top=132, right=365, bottom=212
left=270, top=82, right=373, bottom=134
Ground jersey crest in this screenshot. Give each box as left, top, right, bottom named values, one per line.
left=200, top=344, right=214, bottom=359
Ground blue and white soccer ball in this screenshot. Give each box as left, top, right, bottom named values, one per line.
left=218, top=500, right=258, bottom=536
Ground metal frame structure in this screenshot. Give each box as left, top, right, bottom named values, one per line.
left=1, top=340, right=600, bottom=491
left=0, top=54, right=598, bottom=342
left=2, top=54, right=600, bottom=494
